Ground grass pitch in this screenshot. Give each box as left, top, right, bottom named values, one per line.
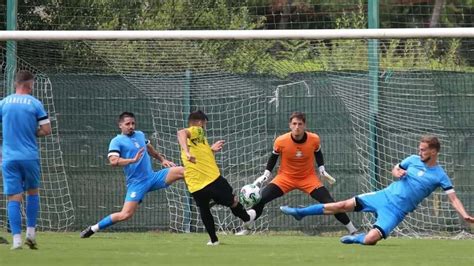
left=0, top=232, right=473, bottom=266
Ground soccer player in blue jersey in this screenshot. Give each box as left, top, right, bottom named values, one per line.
left=1, top=70, right=52, bottom=250
left=80, top=112, right=184, bottom=238
left=280, top=135, right=474, bottom=245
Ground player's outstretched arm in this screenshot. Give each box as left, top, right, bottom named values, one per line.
left=146, top=142, right=176, bottom=167
left=447, top=191, right=474, bottom=223
left=210, top=140, right=225, bottom=152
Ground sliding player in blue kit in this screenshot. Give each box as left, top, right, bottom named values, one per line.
left=281, top=135, right=474, bottom=245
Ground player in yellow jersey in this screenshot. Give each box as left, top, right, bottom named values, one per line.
left=177, top=110, right=255, bottom=246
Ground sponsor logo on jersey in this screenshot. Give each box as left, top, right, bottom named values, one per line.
left=295, top=149, right=303, bottom=158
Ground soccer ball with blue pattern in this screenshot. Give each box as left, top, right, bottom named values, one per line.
left=239, top=184, right=261, bottom=207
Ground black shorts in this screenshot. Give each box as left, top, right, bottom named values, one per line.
left=191, top=176, right=235, bottom=208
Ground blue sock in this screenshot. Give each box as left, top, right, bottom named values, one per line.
left=98, top=215, right=114, bottom=230
left=7, top=201, right=22, bottom=235
left=298, top=204, right=324, bottom=217
left=26, top=194, right=40, bottom=228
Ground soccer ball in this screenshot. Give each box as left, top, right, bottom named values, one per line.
left=239, top=184, right=261, bottom=207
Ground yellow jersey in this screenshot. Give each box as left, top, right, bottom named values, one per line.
left=181, top=126, right=220, bottom=193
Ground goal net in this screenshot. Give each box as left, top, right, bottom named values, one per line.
left=1, top=29, right=472, bottom=238
left=84, top=40, right=270, bottom=233
left=323, top=38, right=468, bottom=238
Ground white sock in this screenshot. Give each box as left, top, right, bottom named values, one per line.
left=91, top=224, right=100, bottom=232
left=247, top=209, right=256, bottom=222
left=346, top=221, right=357, bottom=234
left=26, top=227, right=36, bottom=240
left=13, top=234, right=22, bottom=247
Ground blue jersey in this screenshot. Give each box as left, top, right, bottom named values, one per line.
left=108, top=131, right=153, bottom=185
left=0, top=94, right=49, bottom=161
left=383, top=155, right=453, bottom=213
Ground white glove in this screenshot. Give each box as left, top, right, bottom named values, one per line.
left=253, top=170, right=272, bottom=187
left=318, top=166, right=336, bottom=185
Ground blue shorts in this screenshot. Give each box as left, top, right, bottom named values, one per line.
left=355, top=190, right=406, bottom=238
left=2, top=160, right=41, bottom=195
left=125, top=168, right=170, bottom=202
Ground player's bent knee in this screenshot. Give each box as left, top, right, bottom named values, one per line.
left=166, top=167, right=185, bottom=184
left=338, top=199, right=355, bottom=212
left=331, top=201, right=349, bottom=211
left=343, top=201, right=354, bottom=211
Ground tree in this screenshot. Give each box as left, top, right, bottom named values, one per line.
left=430, top=0, right=446, bottom=27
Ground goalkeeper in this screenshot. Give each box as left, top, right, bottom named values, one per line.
left=236, top=112, right=357, bottom=235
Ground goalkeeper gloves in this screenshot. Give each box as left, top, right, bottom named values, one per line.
left=318, top=165, right=336, bottom=185
left=253, top=170, right=272, bottom=187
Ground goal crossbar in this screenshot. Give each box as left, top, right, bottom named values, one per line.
left=0, top=28, right=473, bottom=41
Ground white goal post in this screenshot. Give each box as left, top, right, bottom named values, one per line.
left=1, top=28, right=474, bottom=40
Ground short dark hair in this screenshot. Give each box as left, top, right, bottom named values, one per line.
left=15, top=70, right=35, bottom=83
left=289, top=111, right=306, bottom=123
left=188, top=110, right=208, bottom=122
left=118, top=112, right=135, bottom=123
left=420, top=135, right=441, bottom=152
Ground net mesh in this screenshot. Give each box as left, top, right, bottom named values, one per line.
left=84, top=40, right=269, bottom=233
left=323, top=39, right=464, bottom=237
left=0, top=36, right=472, bottom=237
